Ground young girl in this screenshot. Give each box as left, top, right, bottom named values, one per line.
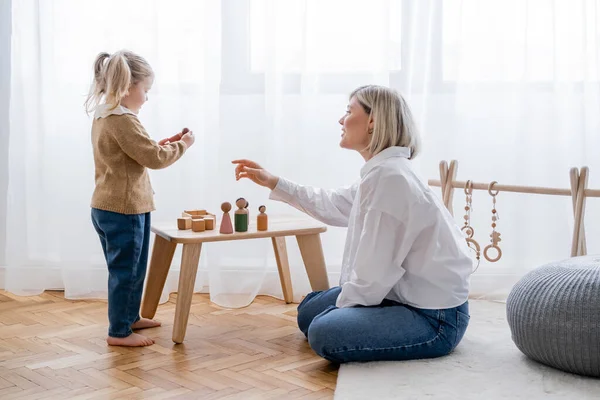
left=86, top=50, right=195, bottom=347
left=233, top=85, right=472, bottom=363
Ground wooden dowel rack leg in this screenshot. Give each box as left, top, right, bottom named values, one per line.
left=441, top=160, right=458, bottom=215
left=446, top=160, right=459, bottom=214
left=570, top=168, right=586, bottom=256
left=439, top=160, right=448, bottom=206
left=578, top=167, right=589, bottom=255
left=571, top=167, right=589, bottom=257
left=569, top=167, right=579, bottom=255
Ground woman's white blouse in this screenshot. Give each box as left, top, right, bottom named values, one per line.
left=269, top=146, right=472, bottom=309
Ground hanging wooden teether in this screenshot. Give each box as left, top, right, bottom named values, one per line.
left=462, top=180, right=481, bottom=271
left=484, top=181, right=502, bottom=262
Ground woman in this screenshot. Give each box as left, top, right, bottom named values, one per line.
left=232, top=85, right=472, bottom=363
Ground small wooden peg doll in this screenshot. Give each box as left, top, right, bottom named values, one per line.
left=234, top=198, right=249, bottom=232
left=219, top=202, right=234, bottom=234
left=257, top=205, right=268, bottom=231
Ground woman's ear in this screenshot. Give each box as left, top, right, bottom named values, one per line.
left=368, top=118, right=375, bottom=134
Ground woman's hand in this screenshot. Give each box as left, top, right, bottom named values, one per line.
left=232, top=159, right=279, bottom=190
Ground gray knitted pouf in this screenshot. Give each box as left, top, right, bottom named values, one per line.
left=506, top=255, right=600, bottom=377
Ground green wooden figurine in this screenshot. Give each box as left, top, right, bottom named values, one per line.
left=234, top=197, right=249, bottom=232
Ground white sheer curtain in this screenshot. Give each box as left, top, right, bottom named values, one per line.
left=2, top=0, right=599, bottom=307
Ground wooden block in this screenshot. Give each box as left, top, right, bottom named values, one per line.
left=204, top=216, right=215, bottom=230
left=177, top=217, right=192, bottom=230
left=184, top=209, right=207, bottom=216
left=192, top=218, right=206, bottom=232
left=182, top=212, right=192, bottom=218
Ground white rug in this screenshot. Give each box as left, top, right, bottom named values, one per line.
left=335, top=300, right=600, bottom=399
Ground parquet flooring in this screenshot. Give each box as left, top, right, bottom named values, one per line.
left=0, top=291, right=337, bottom=399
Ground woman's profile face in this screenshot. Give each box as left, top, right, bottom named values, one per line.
left=338, top=96, right=372, bottom=153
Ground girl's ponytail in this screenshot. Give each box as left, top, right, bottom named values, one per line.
left=103, top=52, right=132, bottom=111
left=84, top=52, right=110, bottom=114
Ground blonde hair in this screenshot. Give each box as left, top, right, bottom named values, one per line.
left=85, top=50, right=153, bottom=114
left=350, top=85, right=421, bottom=159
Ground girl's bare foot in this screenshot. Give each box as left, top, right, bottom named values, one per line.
left=131, top=318, right=162, bottom=330
left=107, top=333, right=154, bottom=347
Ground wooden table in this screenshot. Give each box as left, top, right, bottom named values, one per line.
left=140, top=217, right=330, bottom=343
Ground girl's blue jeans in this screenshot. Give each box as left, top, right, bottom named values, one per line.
left=91, top=208, right=151, bottom=338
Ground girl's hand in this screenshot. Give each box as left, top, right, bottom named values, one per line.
left=181, top=130, right=195, bottom=148
left=232, top=159, right=279, bottom=190
left=158, top=128, right=189, bottom=145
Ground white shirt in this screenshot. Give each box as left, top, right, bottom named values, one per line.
left=270, top=146, right=472, bottom=309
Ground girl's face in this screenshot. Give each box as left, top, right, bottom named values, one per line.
left=338, top=96, right=374, bottom=157
left=121, top=76, right=153, bottom=114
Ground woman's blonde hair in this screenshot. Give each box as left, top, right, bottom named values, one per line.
left=84, top=50, right=153, bottom=114
left=350, top=85, right=421, bottom=159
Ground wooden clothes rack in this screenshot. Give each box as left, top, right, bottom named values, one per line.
left=428, top=160, right=600, bottom=258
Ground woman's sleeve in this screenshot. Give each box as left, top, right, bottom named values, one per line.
left=269, top=177, right=357, bottom=227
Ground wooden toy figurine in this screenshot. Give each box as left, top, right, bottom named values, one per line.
left=234, top=198, right=249, bottom=232
left=257, top=205, right=268, bottom=231
left=219, top=202, right=234, bottom=234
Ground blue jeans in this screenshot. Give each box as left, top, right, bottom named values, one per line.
left=91, top=208, right=151, bottom=338
left=297, top=287, right=469, bottom=363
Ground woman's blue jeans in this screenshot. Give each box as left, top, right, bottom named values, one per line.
left=297, top=286, right=469, bottom=363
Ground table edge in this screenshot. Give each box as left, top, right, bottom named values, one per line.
left=151, top=226, right=328, bottom=243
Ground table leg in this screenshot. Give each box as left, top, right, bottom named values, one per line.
left=272, top=237, right=293, bottom=304
left=296, top=233, right=330, bottom=291
left=172, top=243, right=202, bottom=344
left=141, top=234, right=177, bottom=319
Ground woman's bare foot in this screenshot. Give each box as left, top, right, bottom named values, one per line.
left=107, top=333, right=154, bottom=347
left=131, top=318, right=162, bottom=330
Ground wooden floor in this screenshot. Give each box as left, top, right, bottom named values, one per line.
left=0, top=291, right=337, bottom=399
